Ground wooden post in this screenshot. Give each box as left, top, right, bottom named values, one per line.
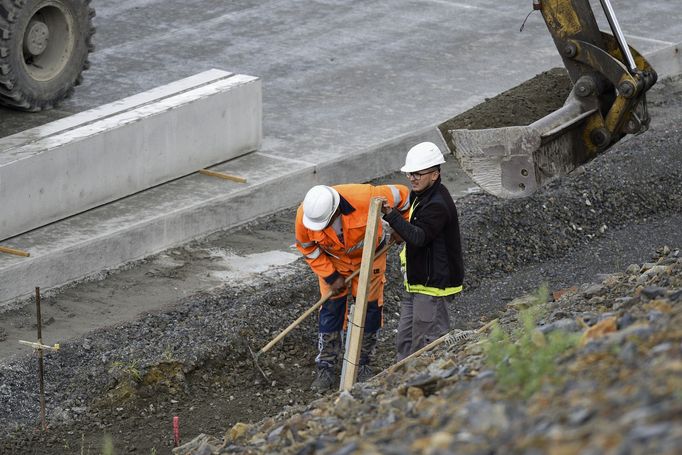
left=35, top=287, right=47, bottom=431
left=339, top=198, right=383, bottom=391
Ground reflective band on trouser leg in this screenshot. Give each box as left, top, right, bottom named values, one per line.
left=315, top=331, right=342, bottom=368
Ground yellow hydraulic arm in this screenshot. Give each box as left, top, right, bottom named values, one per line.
left=444, top=0, right=657, bottom=198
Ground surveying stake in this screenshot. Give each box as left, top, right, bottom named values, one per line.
left=339, top=198, right=383, bottom=391
left=18, top=287, right=60, bottom=431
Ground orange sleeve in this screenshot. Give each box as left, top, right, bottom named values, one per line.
left=295, top=206, right=336, bottom=279
left=374, top=184, right=411, bottom=220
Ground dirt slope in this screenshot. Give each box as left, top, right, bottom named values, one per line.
left=177, top=247, right=682, bottom=454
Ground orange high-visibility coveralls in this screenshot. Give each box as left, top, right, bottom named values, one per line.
left=295, top=183, right=410, bottom=309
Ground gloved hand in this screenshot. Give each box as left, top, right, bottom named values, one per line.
left=390, top=230, right=404, bottom=245
left=380, top=199, right=393, bottom=215
left=330, top=275, right=346, bottom=295
left=381, top=207, right=402, bottom=244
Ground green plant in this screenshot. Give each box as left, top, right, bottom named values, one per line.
left=483, top=285, right=579, bottom=398
left=112, top=359, right=142, bottom=382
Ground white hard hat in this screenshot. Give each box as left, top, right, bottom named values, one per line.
left=302, top=185, right=340, bottom=231
left=400, top=141, right=446, bottom=173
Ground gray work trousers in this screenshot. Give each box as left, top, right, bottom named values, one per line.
left=395, top=292, right=453, bottom=361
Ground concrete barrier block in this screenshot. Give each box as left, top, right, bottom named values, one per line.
left=0, top=69, right=262, bottom=241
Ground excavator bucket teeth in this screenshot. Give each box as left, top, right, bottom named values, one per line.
left=450, top=126, right=542, bottom=199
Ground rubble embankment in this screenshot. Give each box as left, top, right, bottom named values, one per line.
left=177, top=247, right=682, bottom=454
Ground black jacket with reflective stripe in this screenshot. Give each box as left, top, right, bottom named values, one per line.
left=383, top=178, right=464, bottom=289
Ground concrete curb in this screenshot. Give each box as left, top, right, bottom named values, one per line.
left=0, top=70, right=262, bottom=240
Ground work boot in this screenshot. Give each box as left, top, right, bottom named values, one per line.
left=310, top=366, right=335, bottom=392
left=356, top=364, right=374, bottom=383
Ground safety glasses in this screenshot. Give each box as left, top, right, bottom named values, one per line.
left=404, top=169, right=438, bottom=180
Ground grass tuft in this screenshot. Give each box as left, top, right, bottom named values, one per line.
left=483, top=284, right=579, bottom=398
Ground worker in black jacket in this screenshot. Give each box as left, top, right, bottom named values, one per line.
left=381, top=141, right=464, bottom=360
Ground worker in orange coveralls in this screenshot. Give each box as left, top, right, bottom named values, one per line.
left=295, top=183, right=410, bottom=391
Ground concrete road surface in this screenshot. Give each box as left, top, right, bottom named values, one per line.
left=1, top=0, right=679, bottom=159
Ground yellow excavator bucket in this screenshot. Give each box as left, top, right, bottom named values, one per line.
left=441, top=0, right=657, bottom=198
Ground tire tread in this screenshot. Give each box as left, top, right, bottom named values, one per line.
left=0, top=0, right=95, bottom=111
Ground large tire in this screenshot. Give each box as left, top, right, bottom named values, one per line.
left=0, top=0, right=95, bottom=111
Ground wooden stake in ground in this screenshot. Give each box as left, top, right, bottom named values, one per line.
left=35, top=287, right=48, bottom=431
left=339, top=197, right=383, bottom=391
left=18, top=288, right=60, bottom=431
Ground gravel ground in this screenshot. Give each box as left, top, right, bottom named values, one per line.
left=176, top=247, right=682, bottom=455
left=0, top=71, right=680, bottom=454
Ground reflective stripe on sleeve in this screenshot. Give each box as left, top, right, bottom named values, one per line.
left=346, top=230, right=385, bottom=255
left=305, top=247, right=322, bottom=259
left=346, top=240, right=364, bottom=255
left=297, top=240, right=315, bottom=248
left=387, top=185, right=401, bottom=208
left=319, top=245, right=340, bottom=259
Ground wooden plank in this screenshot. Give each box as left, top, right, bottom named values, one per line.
left=198, top=168, right=247, bottom=183
left=340, top=197, right=383, bottom=391
left=0, top=246, right=30, bottom=257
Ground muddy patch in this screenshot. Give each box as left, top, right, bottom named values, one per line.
left=438, top=67, right=571, bottom=142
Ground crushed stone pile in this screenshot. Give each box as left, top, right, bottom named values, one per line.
left=176, top=247, right=682, bottom=455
